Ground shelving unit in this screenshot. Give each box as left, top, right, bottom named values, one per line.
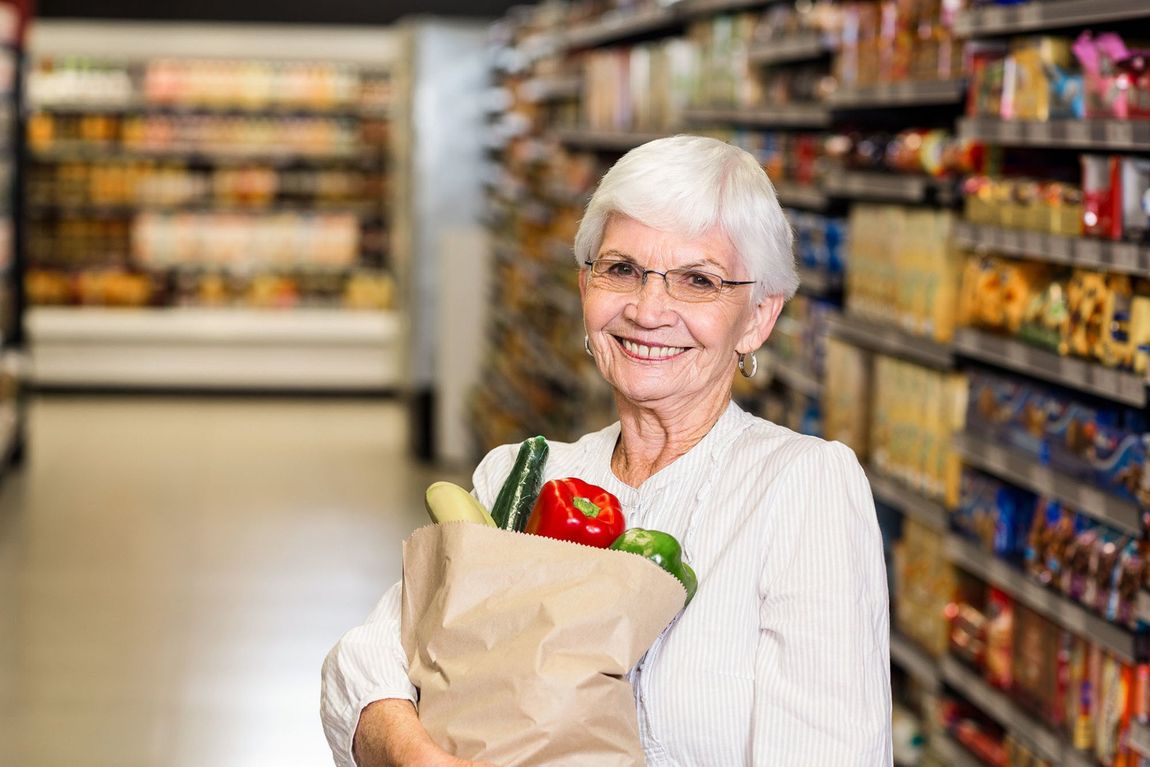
left=953, top=0, right=1150, bottom=37
left=827, top=313, right=954, bottom=370
left=22, top=22, right=400, bottom=391
left=958, top=116, right=1150, bottom=151
left=867, top=469, right=949, bottom=533
left=773, top=181, right=828, bottom=211
left=929, top=733, right=989, bottom=767
left=761, top=348, right=822, bottom=399
left=824, top=79, right=966, bottom=109
left=954, top=328, right=1147, bottom=407
left=888, top=631, right=942, bottom=693
left=747, top=32, right=832, bottom=67
left=683, top=105, right=832, bottom=129
left=939, top=656, right=1088, bottom=767
left=947, top=535, right=1141, bottom=663
left=485, top=2, right=1150, bottom=762
left=952, top=221, right=1150, bottom=276
left=552, top=128, right=670, bottom=153
left=821, top=172, right=953, bottom=205
left=952, top=432, right=1142, bottom=536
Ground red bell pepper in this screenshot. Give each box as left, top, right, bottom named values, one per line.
left=525, top=477, right=625, bottom=549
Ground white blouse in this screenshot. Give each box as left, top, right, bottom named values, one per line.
left=321, top=401, right=893, bottom=766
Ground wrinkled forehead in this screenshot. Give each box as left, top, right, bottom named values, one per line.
left=598, top=214, right=745, bottom=274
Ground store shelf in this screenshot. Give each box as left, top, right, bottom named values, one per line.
left=822, top=171, right=951, bottom=204
left=773, top=181, right=828, bottom=210
left=1130, top=720, right=1150, bottom=759
left=953, top=327, right=1146, bottom=407
left=958, top=116, right=1150, bottom=151
left=1138, top=591, right=1150, bottom=626
left=28, top=145, right=380, bottom=166
left=940, top=656, right=1066, bottom=764
left=26, top=307, right=402, bottom=391
left=954, top=0, right=1150, bottom=38
left=795, top=266, right=841, bottom=297
left=825, top=79, right=966, bottom=109
left=952, top=431, right=1142, bottom=537
left=522, top=76, right=582, bottom=103
left=761, top=349, right=822, bottom=398
left=827, top=313, right=954, bottom=370
left=867, top=468, right=949, bottom=533
left=26, top=201, right=381, bottom=219
left=683, top=104, right=832, bottom=129
left=889, top=632, right=943, bottom=693
left=952, top=220, right=1150, bottom=277
left=552, top=128, right=671, bottom=152
left=561, top=6, right=679, bottom=50
left=31, top=100, right=390, bottom=118
left=928, top=734, right=988, bottom=767
left=679, top=0, right=772, bottom=16
left=747, top=32, right=833, bottom=66
left=946, top=534, right=1142, bottom=664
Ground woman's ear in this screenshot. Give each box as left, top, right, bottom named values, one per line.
left=737, top=294, right=786, bottom=354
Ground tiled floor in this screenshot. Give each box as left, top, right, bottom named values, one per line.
left=0, top=396, right=459, bottom=767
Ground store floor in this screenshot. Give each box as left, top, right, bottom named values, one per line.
left=0, top=395, right=462, bottom=767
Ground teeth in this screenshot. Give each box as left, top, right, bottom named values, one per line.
left=621, top=339, right=685, bottom=359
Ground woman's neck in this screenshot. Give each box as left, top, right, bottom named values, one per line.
left=611, top=392, right=732, bottom=488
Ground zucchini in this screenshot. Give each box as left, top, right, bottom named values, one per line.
left=490, top=436, right=549, bottom=532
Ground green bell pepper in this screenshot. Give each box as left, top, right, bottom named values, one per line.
left=610, top=528, right=698, bottom=606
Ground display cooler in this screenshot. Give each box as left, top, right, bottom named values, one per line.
left=22, top=21, right=401, bottom=391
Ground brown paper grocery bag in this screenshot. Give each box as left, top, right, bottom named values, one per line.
left=401, top=522, right=687, bottom=767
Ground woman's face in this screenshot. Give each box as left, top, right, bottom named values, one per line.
left=580, top=215, right=784, bottom=413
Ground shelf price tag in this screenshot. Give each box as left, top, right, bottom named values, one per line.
left=1106, top=121, right=1136, bottom=147
left=1129, top=721, right=1150, bottom=758
left=1112, top=242, right=1140, bottom=272
left=1065, top=121, right=1092, bottom=146
left=1000, top=121, right=1022, bottom=142
left=1017, top=3, right=1042, bottom=28
left=1077, top=237, right=1104, bottom=267
left=981, top=5, right=1007, bottom=30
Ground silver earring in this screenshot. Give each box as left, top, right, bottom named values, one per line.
left=738, top=352, right=757, bottom=378
left=585, top=335, right=594, bottom=357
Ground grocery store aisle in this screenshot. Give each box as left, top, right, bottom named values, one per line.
left=0, top=396, right=454, bottom=767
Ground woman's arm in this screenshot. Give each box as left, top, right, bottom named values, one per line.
left=354, top=700, right=497, bottom=767
left=751, top=441, right=893, bottom=765
left=321, top=445, right=519, bottom=767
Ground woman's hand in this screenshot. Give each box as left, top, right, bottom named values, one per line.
left=353, top=699, right=501, bottom=767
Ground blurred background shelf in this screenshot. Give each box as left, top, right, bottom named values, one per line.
left=952, top=221, right=1150, bottom=276
left=953, top=0, right=1150, bottom=37
left=957, top=116, right=1150, bottom=151
left=953, top=327, right=1146, bottom=407
left=26, top=306, right=402, bottom=391
left=952, top=432, right=1142, bottom=535
left=827, top=313, right=954, bottom=370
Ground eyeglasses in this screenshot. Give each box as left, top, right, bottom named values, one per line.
left=583, top=258, right=756, bottom=303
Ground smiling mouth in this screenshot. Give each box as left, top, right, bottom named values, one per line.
left=617, top=337, right=688, bottom=360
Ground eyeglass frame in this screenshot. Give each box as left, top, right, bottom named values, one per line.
left=582, top=258, right=757, bottom=301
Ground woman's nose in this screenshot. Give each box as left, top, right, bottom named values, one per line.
left=626, top=274, right=675, bottom=325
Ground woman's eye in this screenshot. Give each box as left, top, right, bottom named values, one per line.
left=606, top=262, right=636, bottom=277
left=684, top=271, right=720, bottom=290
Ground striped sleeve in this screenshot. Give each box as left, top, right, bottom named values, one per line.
left=320, top=581, right=414, bottom=767
left=752, top=441, right=892, bottom=765
left=319, top=443, right=519, bottom=767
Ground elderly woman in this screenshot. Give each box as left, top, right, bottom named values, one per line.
left=322, top=135, right=892, bottom=766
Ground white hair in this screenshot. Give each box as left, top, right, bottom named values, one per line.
left=573, top=134, right=798, bottom=302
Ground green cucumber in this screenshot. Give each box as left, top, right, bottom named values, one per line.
left=490, top=436, right=549, bottom=532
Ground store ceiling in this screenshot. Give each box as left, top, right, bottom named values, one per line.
left=36, top=0, right=521, bottom=25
